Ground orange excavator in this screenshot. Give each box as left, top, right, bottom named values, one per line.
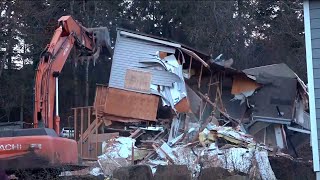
left=0, top=16, right=111, bottom=176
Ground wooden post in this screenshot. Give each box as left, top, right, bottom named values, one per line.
left=95, top=117, right=98, bottom=157
left=74, top=109, right=77, bottom=141
left=198, top=64, right=203, bottom=89
left=80, top=108, right=84, bottom=158
left=131, top=142, right=134, bottom=165
left=88, top=107, right=91, bottom=130
left=188, top=57, right=193, bottom=78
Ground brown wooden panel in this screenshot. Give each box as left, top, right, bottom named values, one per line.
left=94, top=85, right=109, bottom=115
left=174, top=97, right=191, bottom=113
left=231, top=75, right=260, bottom=95
left=104, top=115, right=151, bottom=123
left=104, top=88, right=159, bottom=121
left=88, top=132, right=119, bottom=143
left=124, top=69, right=151, bottom=92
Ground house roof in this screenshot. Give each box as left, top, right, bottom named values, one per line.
left=243, top=63, right=296, bottom=79
left=116, top=28, right=211, bottom=60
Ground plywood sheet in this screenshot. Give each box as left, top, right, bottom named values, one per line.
left=94, top=85, right=109, bottom=115
left=174, top=97, right=191, bottom=113
left=231, top=75, right=260, bottom=95
left=124, top=69, right=151, bottom=92
left=104, top=88, right=159, bottom=121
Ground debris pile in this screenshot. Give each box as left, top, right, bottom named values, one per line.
left=97, top=123, right=276, bottom=179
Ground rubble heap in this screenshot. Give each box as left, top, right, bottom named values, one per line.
left=97, top=123, right=276, bottom=179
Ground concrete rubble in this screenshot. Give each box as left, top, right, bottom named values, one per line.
left=70, top=29, right=314, bottom=179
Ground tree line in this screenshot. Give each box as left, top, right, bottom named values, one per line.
left=0, top=0, right=305, bottom=126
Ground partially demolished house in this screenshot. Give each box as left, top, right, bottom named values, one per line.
left=218, top=63, right=310, bottom=152
left=71, top=29, right=312, bottom=179
left=93, top=28, right=212, bottom=131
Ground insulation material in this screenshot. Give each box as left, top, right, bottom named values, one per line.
left=124, top=69, right=152, bottom=92
left=101, top=137, right=136, bottom=158
left=168, top=117, right=181, bottom=143
left=155, top=142, right=177, bottom=161
left=186, top=85, right=202, bottom=115
left=295, top=99, right=311, bottom=130
left=231, top=90, right=255, bottom=105
left=156, top=55, right=188, bottom=111
left=99, top=137, right=136, bottom=176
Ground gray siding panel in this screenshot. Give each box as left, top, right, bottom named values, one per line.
left=316, top=99, right=320, bottom=106
left=310, top=1, right=320, bottom=10
left=312, top=49, right=320, bottom=58
left=316, top=79, right=320, bottom=88
left=316, top=108, right=320, bottom=117
left=311, top=9, right=320, bottom=19
left=109, top=33, right=178, bottom=93
left=309, top=1, right=320, bottom=170
left=315, top=82, right=320, bottom=89
left=313, top=58, right=320, bottom=68
left=311, top=29, right=320, bottom=39
left=312, top=39, right=320, bottom=48
left=314, top=68, right=320, bottom=78
left=311, top=19, right=320, bottom=29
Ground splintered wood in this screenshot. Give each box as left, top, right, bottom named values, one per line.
left=125, top=69, right=152, bottom=92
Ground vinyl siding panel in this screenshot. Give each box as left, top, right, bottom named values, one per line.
left=310, top=2, right=320, bottom=167
left=310, top=9, right=320, bottom=19
left=310, top=1, right=320, bottom=10
left=313, top=58, right=320, bottom=68
left=314, top=79, right=320, bottom=88
left=109, top=32, right=178, bottom=94
left=314, top=68, right=320, bottom=78
left=311, top=19, right=320, bottom=29
left=312, top=49, right=320, bottom=58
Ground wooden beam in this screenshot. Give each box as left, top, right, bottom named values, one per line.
left=80, top=108, right=84, bottom=157
left=74, top=109, right=77, bottom=141
left=188, top=57, right=193, bottom=77
left=88, top=107, right=91, bottom=129
left=71, top=106, right=94, bottom=110
left=198, top=64, right=203, bottom=89
left=95, top=117, right=98, bottom=157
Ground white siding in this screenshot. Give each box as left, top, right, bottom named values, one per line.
left=109, top=31, right=179, bottom=94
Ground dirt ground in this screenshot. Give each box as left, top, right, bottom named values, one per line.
left=269, top=155, right=315, bottom=180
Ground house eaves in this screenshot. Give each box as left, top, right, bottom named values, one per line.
left=246, top=116, right=292, bottom=129
left=119, top=31, right=181, bottom=48
left=243, top=63, right=296, bottom=79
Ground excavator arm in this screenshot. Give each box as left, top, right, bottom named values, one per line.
left=33, top=16, right=111, bottom=134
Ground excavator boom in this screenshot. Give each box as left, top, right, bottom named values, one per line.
left=34, top=16, right=111, bottom=134
left=0, top=16, right=111, bottom=175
